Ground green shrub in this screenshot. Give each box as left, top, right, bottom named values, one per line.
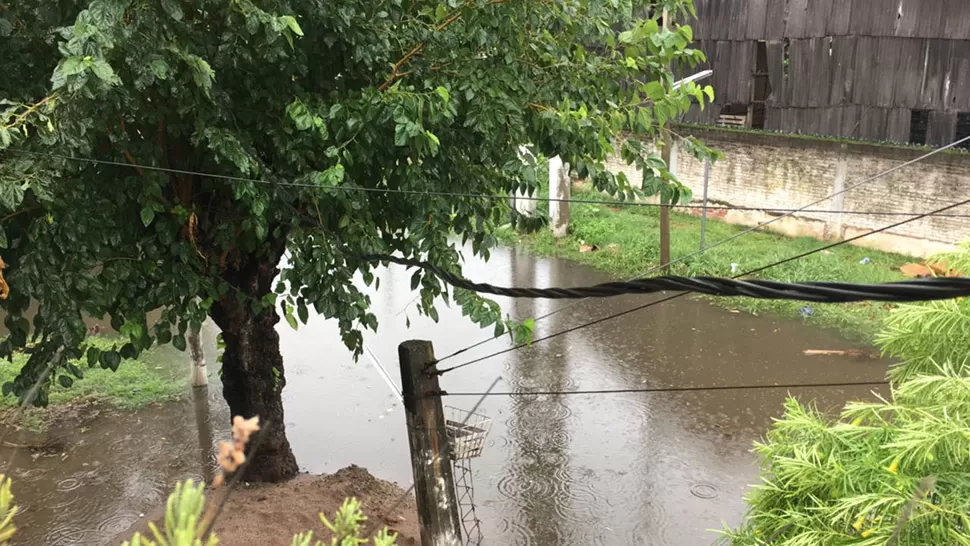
left=722, top=243, right=970, bottom=545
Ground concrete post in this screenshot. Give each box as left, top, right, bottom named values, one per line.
left=514, top=145, right=538, bottom=219
left=548, top=156, right=570, bottom=238
left=189, top=327, right=207, bottom=387
left=399, top=340, right=461, bottom=546
left=830, top=144, right=849, bottom=240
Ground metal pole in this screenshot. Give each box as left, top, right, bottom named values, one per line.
left=700, top=158, right=710, bottom=250
left=399, top=340, right=462, bottom=546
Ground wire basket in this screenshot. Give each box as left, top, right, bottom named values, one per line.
left=445, top=406, right=492, bottom=460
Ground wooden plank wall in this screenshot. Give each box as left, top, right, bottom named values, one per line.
left=685, top=0, right=970, bottom=144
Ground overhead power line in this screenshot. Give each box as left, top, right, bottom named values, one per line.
left=6, top=149, right=970, bottom=218
left=441, top=380, right=889, bottom=397
left=367, top=254, right=970, bottom=302
left=436, top=194, right=970, bottom=374
left=432, top=133, right=970, bottom=365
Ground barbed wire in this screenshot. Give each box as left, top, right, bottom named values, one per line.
left=435, top=194, right=970, bottom=374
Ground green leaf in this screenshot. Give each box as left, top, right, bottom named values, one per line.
left=645, top=81, right=665, bottom=101
left=434, top=4, right=449, bottom=21
left=618, top=30, right=635, bottom=44
left=186, top=55, right=214, bottom=95
left=140, top=205, right=155, bottom=227
left=435, top=86, right=450, bottom=102
left=297, top=300, right=309, bottom=324
left=0, top=130, right=10, bottom=149
left=161, top=0, right=183, bottom=20
left=57, top=375, right=74, bottom=388
left=87, top=347, right=101, bottom=368
left=119, top=343, right=137, bottom=359
left=286, top=99, right=314, bottom=131
left=394, top=122, right=409, bottom=147
left=89, top=60, right=119, bottom=85
left=280, top=15, right=303, bottom=36
left=680, top=24, right=693, bottom=42
left=172, top=334, right=186, bottom=351
left=100, top=351, right=121, bottom=371
left=703, top=85, right=715, bottom=101
left=67, top=363, right=84, bottom=379
left=0, top=225, right=8, bottom=249
left=51, top=57, right=85, bottom=89
left=316, top=164, right=344, bottom=186
left=150, top=59, right=170, bottom=80
left=283, top=301, right=300, bottom=330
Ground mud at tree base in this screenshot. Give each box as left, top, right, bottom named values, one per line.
left=111, top=466, right=419, bottom=546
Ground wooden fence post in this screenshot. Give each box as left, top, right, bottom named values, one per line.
left=399, top=340, right=462, bottom=546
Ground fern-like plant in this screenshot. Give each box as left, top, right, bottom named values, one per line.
left=292, top=498, right=398, bottom=546
left=722, top=242, right=970, bottom=545
left=0, top=475, right=18, bottom=545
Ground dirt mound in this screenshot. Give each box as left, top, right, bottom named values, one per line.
left=113, top=465, right=418, bottom=546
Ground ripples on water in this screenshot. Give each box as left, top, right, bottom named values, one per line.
left=1, top=380, right=228, bottom=546
left=2, top=248, right=888, bottom=545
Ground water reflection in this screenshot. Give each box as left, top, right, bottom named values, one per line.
left=2, top=246, right=889, bottom=545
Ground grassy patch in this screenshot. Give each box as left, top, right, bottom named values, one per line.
left=0, top=337, right=186, bottom=430
left=500, top=185, right=913, bottom=342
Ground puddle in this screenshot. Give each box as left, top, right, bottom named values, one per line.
left=1, top=247, right=889, bottom=545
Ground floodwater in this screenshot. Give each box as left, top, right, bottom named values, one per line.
left=1, top=247, right=889, bottom=545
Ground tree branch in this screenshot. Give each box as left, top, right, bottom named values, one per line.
left=1, top=93, right=58, bottom=132
left=378, top=0, right=509, bottom=91
left=0, top=206, right=39, bottom=224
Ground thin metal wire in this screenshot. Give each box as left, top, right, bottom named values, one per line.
left=437, top=195, right=970, bottom=374
left=432, top=133, right=970, bottom=365
left=6, top=148, right=970, bottom=217
left=363, top=343, right=403, bottom=402
left=442, top=380, right=889, bottom=397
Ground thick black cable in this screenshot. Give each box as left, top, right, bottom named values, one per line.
left=442, top=380, right=888, bottom=397
left=432, top=134, right=970, bottom=364
left=6, top=149, right=970, bottom=217
left=436, top=195, right=970, bottom=374
left=364, top=254, right=970, bottom=302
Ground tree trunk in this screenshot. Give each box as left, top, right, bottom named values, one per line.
left=210, top=238, right=299, bottom=483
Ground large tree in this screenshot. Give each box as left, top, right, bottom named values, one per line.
left=0, top=0, right=711, bottom=481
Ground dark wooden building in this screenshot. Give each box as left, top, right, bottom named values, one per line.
left=681, top=0, right=970, bottom=146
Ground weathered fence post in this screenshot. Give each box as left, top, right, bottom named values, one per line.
left=399, top=340, right=462, bottom=546
left=549, top=156, right=570, bottom=238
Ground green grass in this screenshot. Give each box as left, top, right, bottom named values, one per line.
left=501, top=184, right=914, bottom=342
left=0, top=337, right=186, bottom=431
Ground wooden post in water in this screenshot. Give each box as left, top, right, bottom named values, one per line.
left=399, top=340, right=461, bottom=546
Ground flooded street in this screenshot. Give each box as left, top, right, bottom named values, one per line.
left=3, top=247, right=889, bottom=545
